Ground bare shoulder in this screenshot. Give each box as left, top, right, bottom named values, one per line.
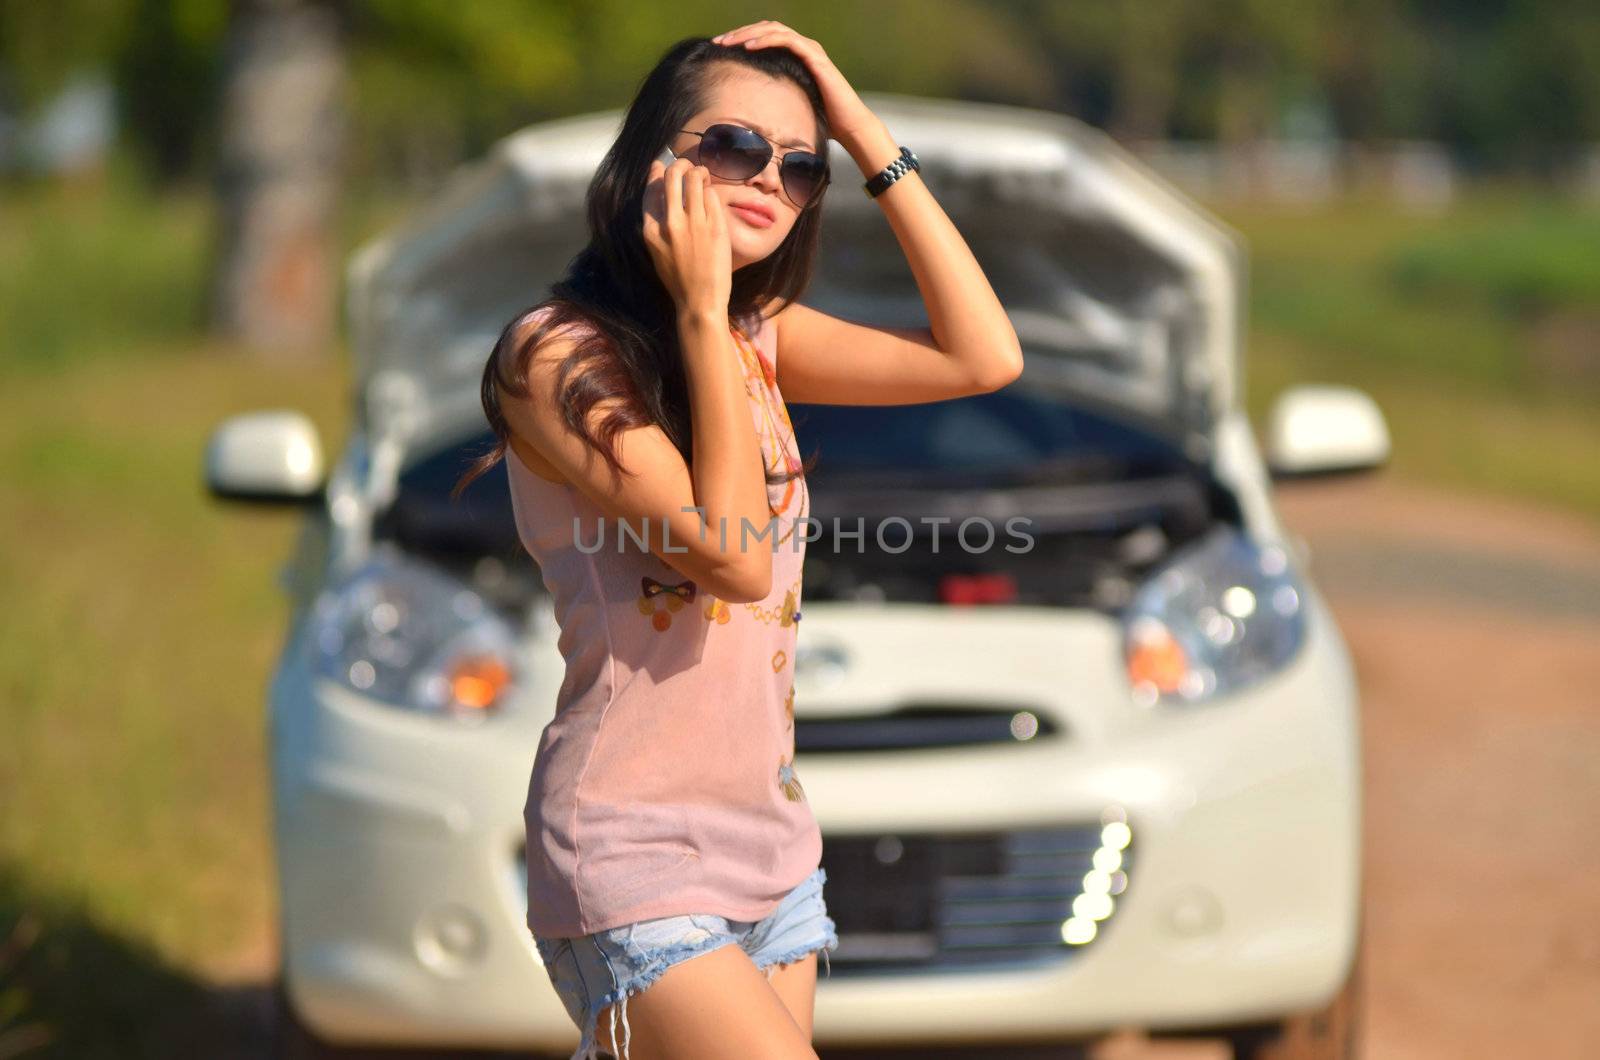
left=498, top=312, right=612, bottom=486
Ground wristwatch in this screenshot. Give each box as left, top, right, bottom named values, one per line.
left=863, top=146, right=919, bottom=198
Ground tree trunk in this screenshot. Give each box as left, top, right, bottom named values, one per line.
left=211, top=0, right=346, bottom=356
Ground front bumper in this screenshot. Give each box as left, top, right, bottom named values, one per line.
left=271, top=581, right=1361, bottom=1051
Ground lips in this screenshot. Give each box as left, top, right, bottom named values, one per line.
left=729, top=199, right=775, bottom=227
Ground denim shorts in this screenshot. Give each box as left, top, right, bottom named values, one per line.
left=532, top=865, right=838, bottom=1060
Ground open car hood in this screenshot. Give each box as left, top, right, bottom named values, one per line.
left=346, top=93, right=1246, bottom=462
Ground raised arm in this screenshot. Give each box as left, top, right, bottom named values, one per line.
left=767, top=117, right=1024, bottom=407
left=711, top=21, right=1026, bottom=406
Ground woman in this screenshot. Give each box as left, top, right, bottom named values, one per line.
left=464, top=22, right=1022, bottom=1060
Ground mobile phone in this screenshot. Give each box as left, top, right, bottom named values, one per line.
left=656, top=145, right=676, bottom=166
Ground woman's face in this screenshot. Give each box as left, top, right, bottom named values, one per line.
left=670, top=67, right=820, bottom=271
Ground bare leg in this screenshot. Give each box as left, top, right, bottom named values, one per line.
left=762, top=951, right=820, bottom=1041
left=591, top=942, right=818, bottom=1060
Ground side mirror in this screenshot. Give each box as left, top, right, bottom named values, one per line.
left=1264, top=384, right=1390, bottom=478
left=204, top=410, right=327, bottom=504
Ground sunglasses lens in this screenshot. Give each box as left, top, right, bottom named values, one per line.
left=781, top=154, right=828, bottom=208
left=700, top=123, right=770, bottom=180
left=694, top=123, right=828, bottom=208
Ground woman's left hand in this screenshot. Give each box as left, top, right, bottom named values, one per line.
left=710, top=21, right=883, bottom=148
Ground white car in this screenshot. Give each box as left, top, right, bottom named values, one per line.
left=207, top=94, right=1385, bottom=1059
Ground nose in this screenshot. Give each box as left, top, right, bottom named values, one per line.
left=747, top=153, right=784, bottom=197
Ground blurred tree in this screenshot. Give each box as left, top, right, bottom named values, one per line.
left=210, top=0, right=347, bottom=355
left=5, top=0, right=1599, bottom=370
left=1444, top=0, right=1600, bottom=175
left=342, top=0, right=579, bottom=192
left=1106, top=3, right=1187, bottom=143
left=1208, top=0, right=1326, bottom=146
left=1318, top=0, right=1429, bottom=145
left=0, top=0, right=226, bottom=182
left=335, top=0, right=1043, bottom=194
left=4, top=0, right=1598, bottom=191
left=114, top=0, right=229, bottom=183
left=1020, top=0, right=1329, bottom=144
left=0, top=0, right=129, bottom=110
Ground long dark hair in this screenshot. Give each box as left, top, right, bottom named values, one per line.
left=452, top=36, right=829, bottom=502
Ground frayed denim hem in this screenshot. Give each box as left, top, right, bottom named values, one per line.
left=756, top=929, right=840, bottom=983
left=569, top=933, right=740, bottom=1060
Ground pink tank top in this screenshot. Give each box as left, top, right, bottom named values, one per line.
left=506, top=303, right=821, bottom=940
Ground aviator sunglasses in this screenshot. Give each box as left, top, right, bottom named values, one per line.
left=669, top=122, right=831, bottom=210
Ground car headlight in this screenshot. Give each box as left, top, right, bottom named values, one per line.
left=1121, top=525, right=1306, bottom=706
left=310, top=549, right=521, bottom=719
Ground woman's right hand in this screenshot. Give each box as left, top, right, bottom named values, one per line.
left=642, top=156, right=732, bottom=317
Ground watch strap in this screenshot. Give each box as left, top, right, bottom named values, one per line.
left=863, top=146, right=919, bottom=198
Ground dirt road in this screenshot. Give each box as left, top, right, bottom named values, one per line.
left=1251, top=473, right=1600, bottom=1059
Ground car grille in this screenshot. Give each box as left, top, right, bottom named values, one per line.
left=513, top=816, right=1135, bottom=976
left=820, top=819, right=1134, bottom=975
left=794, top=703, right=1063, bottom=753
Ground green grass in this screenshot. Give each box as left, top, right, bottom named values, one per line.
left=1389, top=201, right=1600, bottom=316
left=0, top=342, right=349, bottom=1055
left=0, top=150, right=416, bottom=378
left=1242, top=326, right=1600, bottom=519
left=0, top=161, right=212, bottom=377
left=1209, top=188, right=1600, bottom=519
left=0, top=157, right=399, bottom=1051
